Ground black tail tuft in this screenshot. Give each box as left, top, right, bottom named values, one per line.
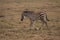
left=47, top=19, right=50, bottom=21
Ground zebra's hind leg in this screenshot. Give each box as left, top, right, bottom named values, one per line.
left=43, top=21, right=49, bottom=30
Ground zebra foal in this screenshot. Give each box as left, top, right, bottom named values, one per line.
left=20, top=10, right=49, bottom=30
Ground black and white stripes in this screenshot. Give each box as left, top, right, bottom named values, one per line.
left=20, top=10, right=49, bottom=29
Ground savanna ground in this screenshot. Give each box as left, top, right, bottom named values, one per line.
left=0, top=0, right=60, bottom=40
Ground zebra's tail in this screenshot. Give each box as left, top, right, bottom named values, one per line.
left=46, top=15, right=50, bottom=21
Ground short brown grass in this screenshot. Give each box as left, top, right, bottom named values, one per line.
left=0, top=0, right=60, bottom=40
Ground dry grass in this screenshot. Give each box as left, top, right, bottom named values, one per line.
left=0, top=0, right=60, bottom=40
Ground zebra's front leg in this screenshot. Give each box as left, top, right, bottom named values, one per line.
left=39, top=21, right=44, bottom=30
left=29, top=20, right=34, bottom=30
left=39, top=20, right=48, bottom=30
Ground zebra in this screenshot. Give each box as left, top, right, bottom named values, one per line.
left=20, top=10, right=49, bottom=30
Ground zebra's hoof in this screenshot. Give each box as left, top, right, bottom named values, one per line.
left=34, top=27, right=41, bottom=31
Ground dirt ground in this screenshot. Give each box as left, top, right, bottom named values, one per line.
left=0, top=0, right=60, bottom=40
